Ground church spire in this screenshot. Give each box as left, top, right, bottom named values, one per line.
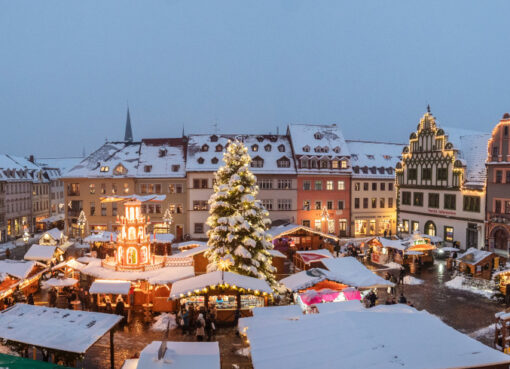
left=124, top=107, right=133, bottom=142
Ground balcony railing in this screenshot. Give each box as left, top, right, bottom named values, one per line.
left=488, top=212, right=510, bottom=224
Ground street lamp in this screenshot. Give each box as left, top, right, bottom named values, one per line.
left=77, top=210, right=87, bottom=244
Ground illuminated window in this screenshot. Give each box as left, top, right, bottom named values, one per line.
left=341, top=161, right=347, bottom=169
left=141, top=246, right=148, bottom=263
left=114, top=164, right=127, bottom=175
left=326, top=181, right=333, bottom=190
left=338, top=181, right=345, bottom=190
left=128, top=226, right=136, bottom=240
left=118, top=246, right=123, bottom=263
left=127, top=247, right=137, bottom=265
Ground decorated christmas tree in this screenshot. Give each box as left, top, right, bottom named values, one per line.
left=205, top=139, right=276, bottom=286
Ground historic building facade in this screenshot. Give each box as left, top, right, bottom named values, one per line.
left=288, top=124, right=351, bottom=236
left=396, top=110, right=490, bottom=249
left=486, top=113, right=510, bottom=257
left=347, top=140, right=404, bottom=236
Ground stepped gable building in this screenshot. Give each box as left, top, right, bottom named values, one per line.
left=346, top=140, right=405, bottom=236
left=186, top=133, right=297, bottom=240
left=287, top=124, right=351, bottom=236
left=486, top=113, right=510, bottom=257
left=396, top=110, right=490, bottom=249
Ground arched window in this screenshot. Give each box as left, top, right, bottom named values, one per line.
left=138, top=226, right=144, bottom=239
left=127, top=247, right=137, bottom=265
left=425, top=221, right=436, bottom=236
left=118, top=246, right=123, bottom=264
left=141, top=246, right=148, bottom=263
left=129, top=207, right=135, bottom=221
left=128, top=227, right=136, bottom=240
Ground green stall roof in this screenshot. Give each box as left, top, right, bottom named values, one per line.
left=0, top=354, right=71, bottom=369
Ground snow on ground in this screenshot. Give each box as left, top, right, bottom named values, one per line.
left=383, top=262, right=403, bottom=270
left=404, top=276, right=424, bottom=285
left=236, top=347, right=251, bottom=357
left=445, top=276, right=496, bottom=299
left=151, top=313, right=177, bottom=331
left=469, top=323, right=496, bottom=340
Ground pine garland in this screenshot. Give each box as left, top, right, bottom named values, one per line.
left=205, top=139, right=276, bottom=287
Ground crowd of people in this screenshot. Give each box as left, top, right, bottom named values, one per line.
left=176, top=304, right=217, bottom=342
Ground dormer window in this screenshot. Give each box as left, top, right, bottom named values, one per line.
left=366, top=155, right=375, bottom=160
left=333, top=146, right=341, bottom=153
left=323, top=146, right=329, bottom=153
left=210, top=135, right=218, bottom=142
left=278, top=144, right=285, bottom=152
left=314, top=132, right=323, bottom=140
left=251, top=144, right=259, bottom=152
left=215, top=144, right=223, bottom=152
left=114, top=164, right=127, bottom=175
left=264, top=144, right=272, bottom=152
left=158, top=148, right=167, bottom=157
left=197, top=157, right=205, bottom=164
left=300, top=158, right=309, bottom=168
left=314, top=146, right=321, bottom=153
left=277, top=156, right=290, bottom=168
left=341, top=160, right=348, bottom=169
left=100, top=166, right=109, bottom=173
left=383, top=155, right=391, bottom=160
left=387, top=168, right=394, bottom=174
left=332, top=160, right=339, bottom=169
left=144, top=165, right=152, bottom=173
left=171, top=165, right=180, bottom=172
left=311, top=159, right=318, bottom=169
left=270, top=136, right=277, bottom=142
left=303, top=145, right=310, bottom=153
left=211, top=157, right=219, bottom=164
left=201, top=144, right=209, bottom=152
left=351, top=154, right=358, bottom=160
left=320, top=160, right=328, bottom=169
left=251, top=156, right=264, bottom=168
left=256, top=136, right=264, bottom=142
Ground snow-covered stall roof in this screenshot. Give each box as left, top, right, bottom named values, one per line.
left=150, top=233, right=175, bottom=244
left=52, top=259, right=86, bottom=271
left=101, top=194, right=166, bottom=202
left=320, top=257, right=394, bottom=289
left=456, top=247, right=494, bottom=265
left=136, top=341, right=220, bottom=369
left=174, top=241, right=208, bottom=250
left=89, top=280, right=131, bottom=295
left=168, top=244, right=209, bottom=259
left=346, top=140, right=404, bottom=179
left=295, top=249, right=333, bottom=265
left=38, top=214, right=65, bottom=224
left=80, top=259, right=195, bottom=284
left=279, top=268, right=343, bottom=292
left=24, top=245, right=57, bottom=262
left=84, top=231, right=117, bottom=243
left=136, top=138, right=186, bottom=178
left=442, top=127, right=490, bottom=188
left=42, top=277, right=78, bottom=289
left=369, top=237, right=406, bottom=251
left=0, top=260, right=37, bottom=280
left=186, top=134, right=296, bottom=174
left=63, top=142, right=141, bottom=179
left=40, top=227, right=64, bottom=243
left=267, top=224, right=339, bottom=241
left=241, top=305, right=510, bottom=369
left=0, top=304, right=122, bottom=354
left=267, top=249, right=286, bottom=258
left=170, top=271, right=272, bottom=298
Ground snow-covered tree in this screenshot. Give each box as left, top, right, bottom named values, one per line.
left=205, top=139, right=276, bottom=286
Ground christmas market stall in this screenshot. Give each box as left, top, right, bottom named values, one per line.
left=83, top=231, right=117, bottom=258
left=403, top=232, right=437, bottom=265
left=267, top=224, right=340, bottom=256
left=267, top=249, right=287, bottom=278
left=293, top=249, right=333, bottom=271
left=89, top=279, right=131, bottom=311
left=0, top=260, right=47, bottom=307
left=167, top=244, right=209, bottom=275
left=24, top=244, right=63, bottom=265
left=0, top=304, right=122, bottom=368
left=150, top=233, right=175, bottom=256
left=366, top=237, right=406, bottom=265
left=456, top=247, right=499, bottom=280
left=169, top=271, right=273, bottom=323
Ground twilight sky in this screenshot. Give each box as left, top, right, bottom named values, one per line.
left=1, top=0, right=510, bottom=158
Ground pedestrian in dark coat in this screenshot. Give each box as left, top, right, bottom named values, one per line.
left=398, top=293, right=407, bottom=304
left=27, top=293, right=34, bottom=305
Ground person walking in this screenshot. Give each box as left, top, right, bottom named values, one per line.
left=398, top=267, right=406, bottom=285
left=195, top=313, right=205, bottom=341
left=205, top=313, right=213, bottom=341
left=27, top=293, right=34, bottom=305
left=49, top=288, right=57, bottom=308
left=398, top=293, right=407, bottom=304
left=182, top=308, right=190, bottom=335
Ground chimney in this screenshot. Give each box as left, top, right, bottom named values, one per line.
left=28, top=155, right=35, bottom=163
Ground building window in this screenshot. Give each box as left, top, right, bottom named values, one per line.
left=372, top=183, right=377, bottom=191
left=193, top=200, right=208, bottom=211
left=506, top=171, right=510, bottom=184
left=411, top=221, right=419, bottom=232
left=112, top=184, right=117, bottom=195
left=444, top=226, right=454, bottom=242
left=326, top=181, right=333, bottom=190
left=112, top=203, right=117, bottom=216
left=332, top=160, right=339, bottom=169
left=277, top=179, right=292, bottom=189
left=463, top=196, right=480, bottom=212
left=371, top=198, right=377, bottom=208
left=363, top=183, right=369, bottom=191
left=327, top=201, right=333, bottom=210
left=505, top=201, right=510, bottom=214
left=496, top=170, right=503, bottom=183
left=354, top=183, right=360, bottom=191
left=379, top=198, right=385, bottom=208
left=302, top=220, right=310, bottom=227
left=123, top=183, right=129, bottom=194
left=337, top=181, right=345, bottom=190
left=422, top=168, right=432, bottom=181
left=363, top=198, right=368, bottom=209
left=303, top=201, right=310, bottom=211
left=341, top=160, right=347, bottom=169
left=338, top=200, right=344, bottom=210
left=402, top=220, right=409, bottom=233
left=495, top=200, right=502, bottom=213
left=402, top=191, right=411, bottom=205
left=413, top=192, right=423, bottom=206
left=444, top=194, right=456, bottom=210
left=354, top=198, right=360, bottom=209
left=89, top=184, right=95, bottom=194
left=194, top=223, right=204, bottom=234
left=144, top=165, right=152, bottom=173
left=100, top=183, right=106, bottom=195
left=260, top=199, right=272, bottom=211
left=315, top=201, right=322, bottom=210
left=251, top=157, right=264, bottom=168
left=315, top=181, right=322, bottom=191
left=67, top=183, right=80, bottom=196
left=437, top=168, right=448, bottom=181
left=388, top=198, right=393, bottom=208
left=338, top=220, right=347, bottom=232
left=428, top=193, right=440, bottom=208
left=258, top=179, right=273, bottom=190
left=90, top=202, right=95, bottom=216
left=380, top=183, right=385, bottom=191
left=388, top=183, right=393, bottom=191
left=277, top=199, right=292, bottom=211
left=277, top=157, right=291, bottom=168
left=312, top=219, right=321, bottom=232
left=101, top=203, right=107, bottom=216
left=407, top=169, right=417, bottom=180
left=303, top=181, right=311, bottom=191
left=327, top=219, right=335, bottom=233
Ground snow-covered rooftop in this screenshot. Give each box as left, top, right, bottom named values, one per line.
left=267, top=224, right=339, bottom=241
left=135, top=341, right=220, bottom=369
left=0, top=304, right=122, bottom=354
left=84, top=231, right=117, bottom=243
left=241, top=304, right=510, bottom=369
left=320, top=257, right=394, bottom=289
left=186, top=134, right=296, bottom=174
left=24, top=245, right=57, bottom=262
left=136, top=139, right=186, bottom=178
left=40, top=227, right=64, bottom=242
left=174, top=241, right=208, bottom=250
left=457, top=247, right=494, bottom=265
left=346, top=140, right=404, bottom=179
left=0, top=260, right=37, bottom=280
left=170, top=271, right=272, bottom=298
left=89, top=279, right=131, bottom=295
left=150, top=233, right=175, bottom=244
